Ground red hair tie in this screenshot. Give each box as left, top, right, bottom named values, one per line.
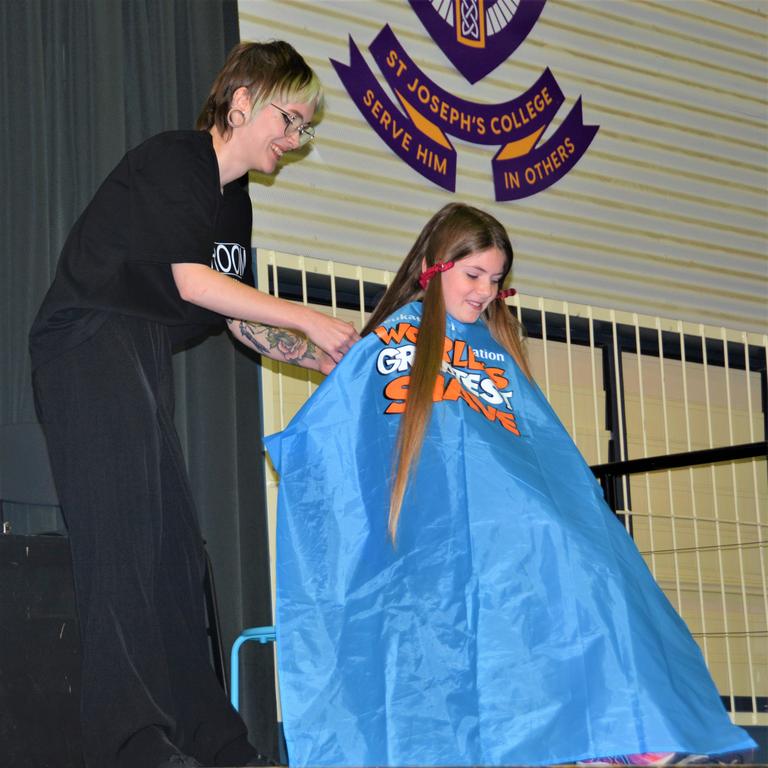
left=497, top=288, right=517, bottom=300
left=418, top=261, right=454, bottom=290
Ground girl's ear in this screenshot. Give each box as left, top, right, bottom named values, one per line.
left=420, top=257, right=428, bottom=272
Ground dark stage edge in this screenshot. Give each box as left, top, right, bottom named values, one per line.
left=2, top=535, right=766, bottom=768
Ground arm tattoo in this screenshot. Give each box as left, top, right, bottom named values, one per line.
left=229, top=319, right=321, bottom=364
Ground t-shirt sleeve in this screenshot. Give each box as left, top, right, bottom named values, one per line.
left=126, top=133, right=220, bottom=265
left=210, top=175, right=253, bottom=286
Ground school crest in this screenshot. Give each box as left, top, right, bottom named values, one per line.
left=408, top=0, right=547, bottom=83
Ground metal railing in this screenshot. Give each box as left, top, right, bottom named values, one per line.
left=255, top=249, right=768, bottom=726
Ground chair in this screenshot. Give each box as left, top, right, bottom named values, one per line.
left=230, top=625, right=276, bottom=711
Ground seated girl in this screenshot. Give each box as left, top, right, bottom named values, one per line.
left=265, top=203, right=755, bottom=767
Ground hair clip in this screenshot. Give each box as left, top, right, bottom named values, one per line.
left=497, top=288, right=517, bottom=301
left=418, top=261, right=454, bottom=290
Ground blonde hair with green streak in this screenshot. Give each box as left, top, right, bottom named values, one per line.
left=196, top=40, right=322, bottom=137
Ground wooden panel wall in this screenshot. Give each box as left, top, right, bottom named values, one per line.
left=239, top=0, right=766, bottom=333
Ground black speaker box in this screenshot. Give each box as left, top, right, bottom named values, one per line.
left=0, top=534, right=83, bottom=768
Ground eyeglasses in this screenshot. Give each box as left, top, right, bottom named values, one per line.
left=271, top=104, right=315, bottom=146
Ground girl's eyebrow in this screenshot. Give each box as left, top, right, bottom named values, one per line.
left=464, top=265, right=505, bottom=278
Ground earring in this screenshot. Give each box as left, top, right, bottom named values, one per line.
left=227, top=108, right=247, bottom=128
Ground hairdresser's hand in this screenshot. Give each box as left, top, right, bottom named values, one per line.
left=318, top=355, right=337, bottom=376
left=302, top=308, right=360, bottom=363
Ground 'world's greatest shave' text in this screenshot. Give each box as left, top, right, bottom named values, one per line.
left=375, top=322, right=521, bottom=436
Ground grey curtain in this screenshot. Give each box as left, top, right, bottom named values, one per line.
left=1, top=0, right=277, bottom=757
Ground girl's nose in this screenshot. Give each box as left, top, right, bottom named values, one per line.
left=478, top=279, right=495, bottom=298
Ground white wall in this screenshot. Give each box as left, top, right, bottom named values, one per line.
left=239, top=0, right=767, bottom=334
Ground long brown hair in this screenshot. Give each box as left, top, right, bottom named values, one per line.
left=361, top=203, right=532, bottom=542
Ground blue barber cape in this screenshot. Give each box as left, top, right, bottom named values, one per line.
left=265, top=302, right=754, bottom=766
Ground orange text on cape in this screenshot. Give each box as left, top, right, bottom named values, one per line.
left=375, top=322, right=521, bottom=436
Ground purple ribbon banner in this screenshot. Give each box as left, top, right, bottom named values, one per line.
left=332, top=27, right=599, bottom=201
left=492, top=97, right=599, bottom=201
left=370, top=25, right=563, bottom=147
left=331, top=37, right=458, bottom=192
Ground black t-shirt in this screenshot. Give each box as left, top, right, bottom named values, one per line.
left=29, top=130, right=253, bottom=369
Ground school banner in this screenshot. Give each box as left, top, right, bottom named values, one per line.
left=331, top=3, right=599, bottom=199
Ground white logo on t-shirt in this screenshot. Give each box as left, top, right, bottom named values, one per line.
left=211, top=242, right=247, bottom=279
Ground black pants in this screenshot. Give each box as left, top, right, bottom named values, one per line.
left=33, top=314, right=254, bottom=768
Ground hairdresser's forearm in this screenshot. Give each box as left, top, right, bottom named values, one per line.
left=172, top=262, right=359, bottom=361
left=226, top=318, right=335, bottom=374
left=172, top=262, right=314, bottom=331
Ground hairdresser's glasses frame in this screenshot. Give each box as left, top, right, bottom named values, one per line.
left=271, top=104, right=315, bottom=146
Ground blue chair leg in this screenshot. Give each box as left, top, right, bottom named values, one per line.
left=230, top=625, right=277, bottom=711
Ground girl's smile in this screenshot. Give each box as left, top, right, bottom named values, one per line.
left=438, top=247, right=506, bottom=323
